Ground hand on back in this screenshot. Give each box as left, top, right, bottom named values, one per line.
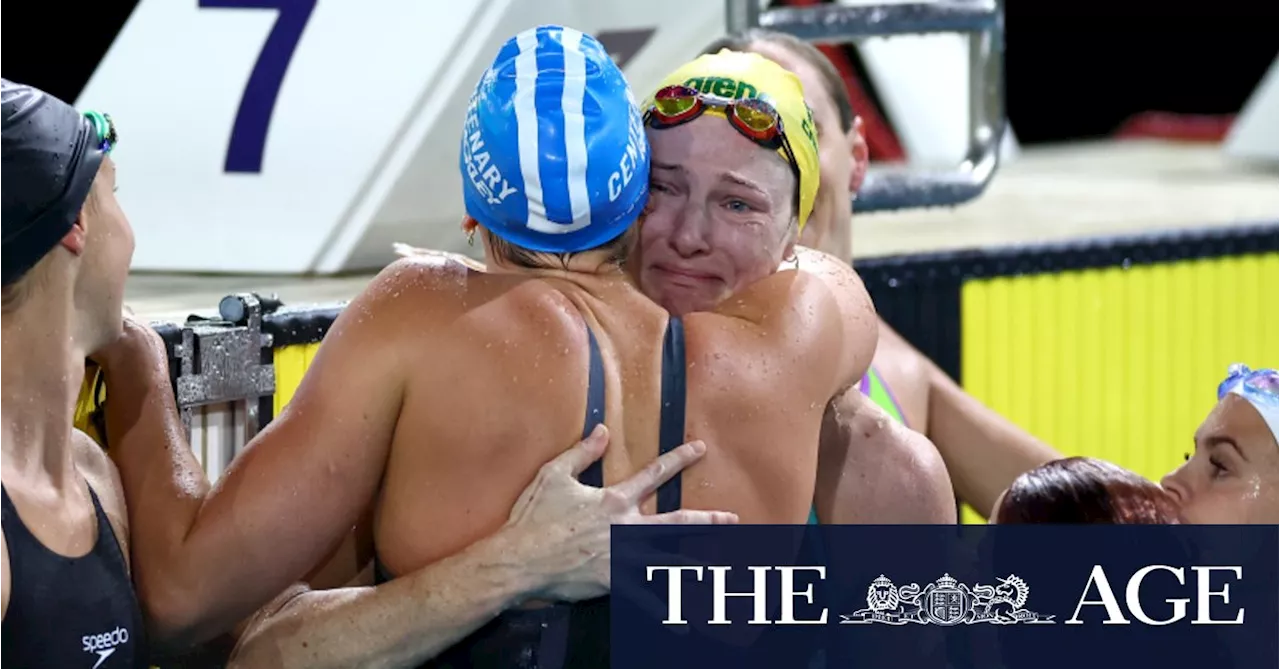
left=503, top=425, right=738, bottom=602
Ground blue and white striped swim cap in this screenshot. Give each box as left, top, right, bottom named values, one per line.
left=460, top=25, right=650, bottom=254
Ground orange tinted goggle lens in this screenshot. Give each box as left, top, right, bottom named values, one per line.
left=730, top=99, right=780, bottom=139
left=652, top=86, right=701, bottom=119
left=653, top=95, right=698, bottom=118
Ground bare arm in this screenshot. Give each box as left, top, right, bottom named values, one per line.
left=814, top=387, right=956, bottom=524
left=96, top=263, right=418, bottom=648
left=789, top=249, right=957, bottom=522
left=227, top=428, right=737, bottom=669
left=925, top=364, right=1061, bottom=517
left=227, top=534, right=541, bottom=669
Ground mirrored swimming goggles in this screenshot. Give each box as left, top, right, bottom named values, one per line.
left=644, top=85, right=801, bottom=206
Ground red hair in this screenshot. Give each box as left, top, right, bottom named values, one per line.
left=996, top=457, right=1180, bottom=524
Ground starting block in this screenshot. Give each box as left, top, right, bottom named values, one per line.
left=727, top=0, right=1007, bottom=213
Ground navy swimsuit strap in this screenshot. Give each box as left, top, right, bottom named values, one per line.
left=370, top=321, right=687, bottom=668
left=377, top=320, right=685, bottom=586
left=576, top=327, right=608, bottom=487
left=578, top=318, right=685, bottom=515
left=655, top=317, right=686, bottom=513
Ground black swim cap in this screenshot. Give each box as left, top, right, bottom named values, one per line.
left=2, top=79, right=114, bottom=286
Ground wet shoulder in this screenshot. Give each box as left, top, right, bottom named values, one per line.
left=684, top=266, right=836, bottom=370
left=378, top=253, right=490, bottom=295
left=687, top=248, right=874, bottom=400
left=371, top=256, right=524, bottom=318
left=69, top=430, right=130, bottom=568
left=795, top=246, right=871, bottom=306
left=698, top=265, right=831, bottom=330
left=795, top=246, right=879, bottom=374
left=376, top=257, right=590, bottom=352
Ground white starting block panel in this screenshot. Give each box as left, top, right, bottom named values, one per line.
left=78, top=0, right=731, bottom=275
left=78, top=0, right=1014, bottom=275
left=1224, top=57, right=1279, bottom=164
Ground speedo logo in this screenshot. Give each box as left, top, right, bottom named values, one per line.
left=83, top=626, right=129, bottom=668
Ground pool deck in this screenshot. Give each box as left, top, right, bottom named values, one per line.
left=126, top=139, right=1279, bottom=322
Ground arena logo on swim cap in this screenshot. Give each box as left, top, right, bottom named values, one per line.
left=682, top=76, right=760, bottom=101
left=462, top=101, right=519, bottom=206
left=679, top=76, right=818, bottom=153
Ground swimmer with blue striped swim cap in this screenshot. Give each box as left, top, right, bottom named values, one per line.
left=459, top=25, right=649, bottom=255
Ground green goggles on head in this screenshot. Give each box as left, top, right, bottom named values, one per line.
left=83, top=110, right=118, bottom=155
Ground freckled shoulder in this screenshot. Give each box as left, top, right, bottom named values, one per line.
left=391, top=248, right=487, bottom=273
left=795, top=246, right=862, bottom=284
left=795, top=247, right=873, bottom=314
left=372, top=255, right=482, bottom=305
left=360, top=256, right=515, bottom=345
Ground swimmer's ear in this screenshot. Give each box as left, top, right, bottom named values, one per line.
left=849, top=116, right=869, bottom=196
left=60, top=217, right=88, bottom=256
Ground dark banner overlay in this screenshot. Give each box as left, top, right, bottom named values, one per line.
left=611, top=525, right=1278, bottom=669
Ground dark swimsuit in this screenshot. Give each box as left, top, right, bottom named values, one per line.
left=1, top=484, right=148, bottom=669
left=374, top=318, right=687, bottom=669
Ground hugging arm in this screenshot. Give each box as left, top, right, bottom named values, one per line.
left=924, top=360, right=1060, bottom=517
left=98, top=264, right=415, bottom=648
left=794, top=248, right=955, bottom=523
left=225, top=427, right=736, bottom=669
left=815, top=387, right=957, bottom=524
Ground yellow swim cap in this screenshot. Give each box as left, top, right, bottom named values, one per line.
left=646, top=49, right=820, bottom=232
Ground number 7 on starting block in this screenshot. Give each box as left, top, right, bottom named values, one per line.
left=198, top=0, right=317, bottom=174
